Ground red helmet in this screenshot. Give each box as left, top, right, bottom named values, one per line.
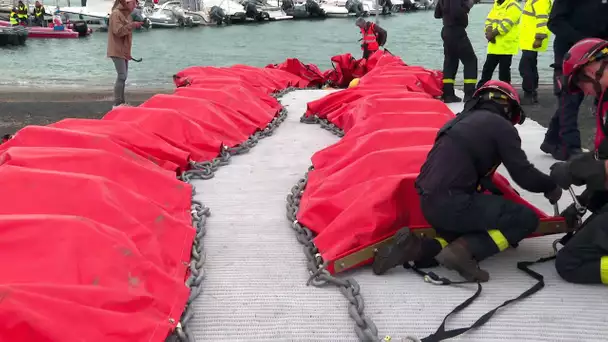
left=473, top=80, right=525, bottom=125
left=563, top=38, right=608, bottom=93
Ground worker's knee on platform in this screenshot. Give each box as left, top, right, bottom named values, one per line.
left=501, top=205, right=538, bottom=245
left=555, top=250, right=582, bottom=283
left=518, top=206, right=539, bottom=236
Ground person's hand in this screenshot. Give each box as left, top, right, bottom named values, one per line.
left=131, top=21, right=143, bottom=29
left=485, top=30, right=498, bottom=43
left=550, top=162, right=575, bottom=189
left=532, top=38, right=543, bottom=49
left=560, top=202, right=581, bottom=230
left=549, top=157, right=590, bottom=189
left=484, top=26, right=493, bottom=41
left=544, top=186, right=563, bottom=204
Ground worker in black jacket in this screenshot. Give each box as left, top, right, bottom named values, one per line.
left=434, top=0, right=478, bottom=103
left=547, top=38, right=608, bottom=285
left=540, top=0, right=608, bottom=161
left=372, top=81, right=562, bottom=282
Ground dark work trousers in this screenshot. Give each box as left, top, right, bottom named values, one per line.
left=477, top=54, right=513, bottom=89
left=441, top=27, right=478, bottom=93
left=419, top=191, right=538, bottom=262
left=555, top=211, right=608, bottom=284
left=543, top=66, right=584, bottom=153
left=518, top=50, right=539, bottom=95
left=362, top=47, right=376, bottom=59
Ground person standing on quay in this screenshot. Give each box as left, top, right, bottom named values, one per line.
left=107, top=0, right=143, bottom=108
left=434, top=0, right=478, bottom=103
left=517, top=0, right=552, bottom=105
left=476, top=0, right=521, bottom=89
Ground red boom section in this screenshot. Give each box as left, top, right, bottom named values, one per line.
left=0, top=64, right=312, bottom=341
left=295, top=52, right=564, bottom=274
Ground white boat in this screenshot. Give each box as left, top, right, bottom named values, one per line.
left=238, top=0, right=293, bottom=20
left=325, top=0, right=383, bottom=15
left=142, top=0, right=203, bottom=27
left=47, top=0, right=152, bottom=30
left=315, top=0, right=349, bottom=17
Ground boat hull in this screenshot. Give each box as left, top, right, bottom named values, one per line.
left=0, top=20, right=89, bottom=39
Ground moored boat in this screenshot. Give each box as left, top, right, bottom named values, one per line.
left=0, top=20, right=91, bottom=38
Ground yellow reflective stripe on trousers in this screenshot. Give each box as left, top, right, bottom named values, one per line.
left=434, top=237, right=448, bottom=249
left=443, top=79, right=455, bottom=84
left=488, top=229, right=509, bottom=251
left=464, top=79, right=477, bottom=84
left=600, top=256, right=608, bottom=284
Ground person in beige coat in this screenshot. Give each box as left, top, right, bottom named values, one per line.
left=107, top=0, right=143, bottom=107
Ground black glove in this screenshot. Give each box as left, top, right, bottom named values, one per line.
left=544, top=186, right=563, bottom=204
left=549, top=161, right=584, bottom=189
left=560, top=202, right=581, bottom=231
left=569, top=153, right=607, bottom=191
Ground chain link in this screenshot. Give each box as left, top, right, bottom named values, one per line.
left=286, top=170, right=386, bottom=341
left=178, top=107, right=289, bottom=183
left=299, top=114, right=345, bottom=137
left=289, top=115, right=422, bottom=342
left=172, top=197, right=210, bottom=342
left=168, top=87, right=297, bottom=342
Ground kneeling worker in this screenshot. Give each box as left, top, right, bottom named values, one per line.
left=549, top=38, right=608, bottom=285
left=372, top=80, right=562, bottom=282
left=355, top=17, right=387, bottom=59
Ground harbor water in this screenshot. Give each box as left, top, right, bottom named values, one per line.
left=0, top=4, right=556, bottom=89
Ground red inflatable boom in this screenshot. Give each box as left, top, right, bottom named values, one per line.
left=296, top=59, right=567, bottom=274
left=0, top=62, right=312, bottom=341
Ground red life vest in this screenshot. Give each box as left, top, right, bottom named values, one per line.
left=360, top=23, right=379, bottom=51
left=594, top=88, right=608, bottom=151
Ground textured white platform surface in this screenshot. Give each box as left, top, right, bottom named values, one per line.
left=190, top=89, right=608, bottom=341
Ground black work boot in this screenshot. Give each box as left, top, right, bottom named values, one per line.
left=372, top=227, right=423, bottom=275
left=540, top=140, right=556, bottom=155
left=463, top=83, right=476, bottom=102
left=520, top=92, right=536, bottom=106
left=441, top=83, right=462, bottom=103
left=552, top=146, right=583, bottom=161
left=434, top=238, right=490, bottom=282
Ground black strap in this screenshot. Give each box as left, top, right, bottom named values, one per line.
left=412, top=255, right=555, bottom=342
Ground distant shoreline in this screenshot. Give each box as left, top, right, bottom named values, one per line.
left=0, top=86, right=173, bottom=102
left=0, top=83, right=556, bottom=102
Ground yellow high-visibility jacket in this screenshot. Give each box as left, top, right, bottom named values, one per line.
left=519, top=0, right=552, bottom=52
left=485, top=0, right=522, bottom=55
left=9, top=11, right=18, bottom=25
left=17, top=4, right=28, bottom=19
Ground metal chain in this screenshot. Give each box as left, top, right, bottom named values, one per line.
left=300, top=114, right=345, bottom=137
left=178, top=107, right=289, bottom=183
left=172, top=196, right=210, bottom=342
left=289, top=114, right=422, bottom=342
left=286, top=170, right=384, bottom=341
left=167, top=87, right=296, bottom=342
